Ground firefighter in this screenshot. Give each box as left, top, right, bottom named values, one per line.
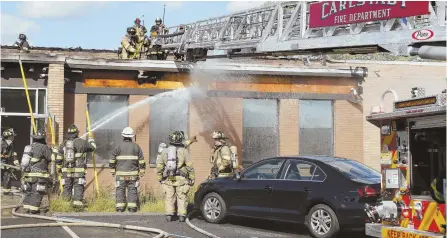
left=430, top=168, right=446, bottom=204
left=119, top=27, right=139, bottom=59
left=150, top=17, right=164, bottom=39
left=209, top=131, right=234, bottom=179
left=13, top=33, right=30, bottom=52
left=109, top=127, right=146, bottom=212
left=55, top=124, right=96, bottom=209
left=21, top=129, right=54, bottom=214
left=1, top=128, right=19, bottom=195
left=133, top=18, right=151, bottom=54
left=156, top=131, right=195, bottom=222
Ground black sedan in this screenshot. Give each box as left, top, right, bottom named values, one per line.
left=193, top=156, right=381, bottom=238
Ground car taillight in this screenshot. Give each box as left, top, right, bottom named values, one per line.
left=358, top=186, right=377, bottom=197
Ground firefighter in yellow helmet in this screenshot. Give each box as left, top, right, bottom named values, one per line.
left=430, top=168, right=446, bottom=204
left=119, top=27, right=139, bottom=59
left=109, top=127, right=146, bottom=212
left=55, top=124, right=96, bottom=209
left=209, top=131, right=237, bottom=179
left=156, top=131, right=195, bottom=222
left=1, top=128, right=19, bottom=195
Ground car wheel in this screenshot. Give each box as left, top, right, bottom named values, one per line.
left=200, top=192, right=227, bottom=224
left=306, top=204, right=340, bottom=238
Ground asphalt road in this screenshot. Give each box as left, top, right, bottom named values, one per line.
left=1, top=213, right=370, bottom=238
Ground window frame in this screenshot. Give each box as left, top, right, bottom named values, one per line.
left=241, top=98, right=280, bottom=166
left=85, top=94, right=130, bottom=165
left=241, top=157, right=286, bottom=180
left=298, top=99, right=334, bottom=156
left=279, top=159, right=328, bottom=183
left=0, top=87, right=47, bottom=116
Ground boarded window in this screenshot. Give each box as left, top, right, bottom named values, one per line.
left=299, top=100, right=333, bottom=156
left=87, top=95, right=129, bottom=164
left=149, top=97, right=188, bottom=165
left=242, top=99, right=279, bottom=166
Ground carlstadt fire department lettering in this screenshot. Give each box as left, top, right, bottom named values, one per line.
left=321, top=1, right=407, bottom=20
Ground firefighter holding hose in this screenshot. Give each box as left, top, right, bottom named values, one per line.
left=119, top=27, right=139, bottom=59
left=55, top=125, right=96, bottom=209
left=109, top=127, right=146, bottom=212
left=21, top=129, right=54, bottom=214
left=1, top=128, right=19, bottom=195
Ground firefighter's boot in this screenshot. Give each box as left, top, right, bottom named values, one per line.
left=116, top=208, right=125, bottom=212
left=128, top=207, right=137, bottom=213
left=178, top=216, right=186, bottom=222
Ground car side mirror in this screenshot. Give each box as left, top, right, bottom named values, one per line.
left=234, top=172, right=241, bottom=181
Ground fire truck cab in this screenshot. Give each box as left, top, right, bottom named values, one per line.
left=364, top=87, right=446, bottom=238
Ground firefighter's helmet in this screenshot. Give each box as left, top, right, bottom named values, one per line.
left=19, top=34, right=27, bottom=40
left=67, top=124, right=79, bottom=135
left=121, top=127, right=135, bottom=138
left=31, top=129, right=46, bottom=140
left=212, top=131, right=227, bottom=140
left=168, top=131, right=184, bottom=145
left=155, top=17, right=162, bottom=23
left=2, top=128, right=17, bottom=138
left=127, top=27, right=136, bottom=35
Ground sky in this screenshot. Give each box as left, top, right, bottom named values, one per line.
left=0, top=1, right=269, bottom=50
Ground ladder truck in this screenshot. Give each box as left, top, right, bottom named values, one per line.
left=364, top=88, right=446, bottom=238
left=159, top=1, right=446, bottom=62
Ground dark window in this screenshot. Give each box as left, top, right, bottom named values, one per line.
left=87, top=95, right=129, bottom=164
left=242, top=99, right=278, bottom=166
left=325, top=158, right=380, bottom=182
left=299, top=100, right=333, bottom=155
left=1, top=88, right=37, bottom=113
left=149, top=97, right=188, bottom=165
left=282, top=160, right=327, bottom=182
left=243, top=158, right=284, bottom=180
left=37, top=89, right=46, bottom=114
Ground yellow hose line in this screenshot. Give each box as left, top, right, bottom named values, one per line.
left=18, top=56, right=37, bottom=134
left=85, top=105, right=99, bottom=196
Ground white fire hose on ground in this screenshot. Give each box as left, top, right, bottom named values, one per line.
left=1, top=193, right=220, bottom=238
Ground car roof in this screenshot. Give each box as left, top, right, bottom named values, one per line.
left=272, top=155, right=350, bottom=163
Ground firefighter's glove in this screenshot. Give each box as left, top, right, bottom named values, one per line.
left=52, top=147, right=59, bottom=154
left=13, top=160, right=19, bottom=166
left=88, top=138, right=95, bottom=144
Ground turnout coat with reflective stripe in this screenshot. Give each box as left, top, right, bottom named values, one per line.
left=109, top=140, right=145, bottom=177
left=56, top=137, right=96, bottom=177
left=23, top=142, right=53, bottom=178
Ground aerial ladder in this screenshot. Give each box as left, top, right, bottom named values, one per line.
left=159, top=1, right=446, bottom=62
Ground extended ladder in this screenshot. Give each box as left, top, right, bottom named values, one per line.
left=161, top=1, right=446, bottom=61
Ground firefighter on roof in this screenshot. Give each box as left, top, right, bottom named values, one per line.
left=133, top=18, right=151, bottom=54
left=1, top=128, right=19, bottom=195
left=13, top=33, right=30, bottom=52
left=119, top=27, right=139, bottom=59
left=150, top=17, right=164, bottom=38
left=109, top=127, right=146, bottom=212
left=156, top=131, right=195, bottom=222
left=21, top=129, right=54, bottom=214
left=209, top=131, right=238, bottom=179
left=55, top=124, right=96, bottom=209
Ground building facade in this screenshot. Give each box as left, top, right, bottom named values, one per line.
left=1, top=48, right=445, bottom=196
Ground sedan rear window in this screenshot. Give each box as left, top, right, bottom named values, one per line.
left=325, top=159, right=380, bottom=181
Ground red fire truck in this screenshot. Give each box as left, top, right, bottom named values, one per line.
left=364, top=87, right=446, bottom=238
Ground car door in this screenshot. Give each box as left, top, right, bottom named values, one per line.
left=270, top=159, right=328, bottom=223
left=225, top=158, right=285, bottom=218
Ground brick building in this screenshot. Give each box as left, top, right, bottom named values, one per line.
left=1, top=47, right=445, bottom=196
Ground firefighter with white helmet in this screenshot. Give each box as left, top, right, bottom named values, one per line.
left=156, top=131, right=195, bottom=222
left=21, top=129, right=54, bottom=214
left=1, top=128, right=19, bottom=195
left=209, top=131, right=239, bottom=179
left=55, top=124, right=96, bottom=209
left=109, top=127, right=146, bottom=212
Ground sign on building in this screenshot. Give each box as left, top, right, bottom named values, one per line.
left=308, top=1, right=430, bottom=28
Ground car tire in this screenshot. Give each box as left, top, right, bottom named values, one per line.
left=305, top=204, right=340, bottom=238
left=200, top=192, right=227, bottom=224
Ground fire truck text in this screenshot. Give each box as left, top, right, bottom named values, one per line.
left=385, top=229, right=430, bottom=238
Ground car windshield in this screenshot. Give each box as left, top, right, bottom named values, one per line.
left=325, top=159, right=380, bottom=181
